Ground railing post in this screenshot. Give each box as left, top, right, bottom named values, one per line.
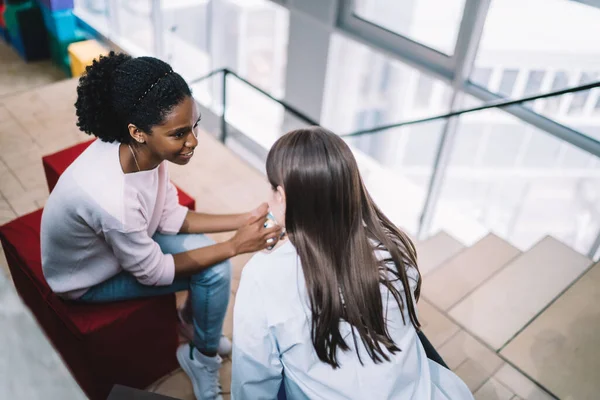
left=221, top=70, right=228, bottom=143
left=417, top=0, right=491, bottom=240
left=416, top=116, right=459, bottom=239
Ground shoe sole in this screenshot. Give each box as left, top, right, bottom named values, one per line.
left=176, top=346, right=202, bottom=400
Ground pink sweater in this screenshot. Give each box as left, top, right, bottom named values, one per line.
left=41, top=140, right=189, bottom=299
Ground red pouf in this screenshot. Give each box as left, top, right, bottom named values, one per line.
left=0, top=209, right=180, bottom=400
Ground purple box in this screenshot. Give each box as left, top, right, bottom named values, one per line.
left=37, top=0, right=74, bottom=12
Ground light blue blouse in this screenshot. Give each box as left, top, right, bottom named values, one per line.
left=232, top=240, right=473, bottom=400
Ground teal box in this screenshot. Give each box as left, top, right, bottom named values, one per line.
left=48, top=28, right=86, bottom=76
left=39, top=1, right=78, bottom=42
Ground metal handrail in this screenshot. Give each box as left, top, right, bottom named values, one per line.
left=189, top=68, right=600, bottom=145
left=188, top=68, right=319, bottom=126
left=341, top=80, right=600, bottom=138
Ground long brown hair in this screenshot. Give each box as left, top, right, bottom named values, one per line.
left=266, top=127, right=421, bottom=368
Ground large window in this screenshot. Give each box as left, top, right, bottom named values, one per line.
left=322, top=33, right=452, bottom=135
left=207, top=0, right=289, bottom=97
left=353, top=0, right=466, bottom=55
left=115, top=0, right=155, bottom=55
left=210, top=0, right=290, bottom=149
left=74, top=0, right=109, bottom=34
left=161, top=0, right=211, bottom=81
left=430, top=104, right=600, bottom=253
left=73, top=0, right=600, bottom=256
left=470, top=0, right=600, bottom=140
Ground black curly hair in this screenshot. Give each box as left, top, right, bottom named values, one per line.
left=75, top=52, right=192, bottom=143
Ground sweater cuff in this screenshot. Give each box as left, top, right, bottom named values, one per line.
left=156, top=254, right=176, bottom=286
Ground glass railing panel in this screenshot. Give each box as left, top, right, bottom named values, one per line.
left=344, top=119, right=447, bottom=236
left=114, top=0, right=155, bottom=55
left=429, top=106, right=600, bottom=254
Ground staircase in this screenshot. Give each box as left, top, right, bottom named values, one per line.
left=1, top=49, right=598, bottom=398
left=416, top=231, right=598, bottom=400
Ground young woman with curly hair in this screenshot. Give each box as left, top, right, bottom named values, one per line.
left=40, top=52, right=281, bottom=400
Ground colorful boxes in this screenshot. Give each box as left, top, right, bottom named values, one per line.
left=0, top=27, right=9, bottom=44
left=4, top=0, right=49, bottom=61
left=37, top=0, right=74, bottom=12
left=48, top=28, right=85, bottom=76
left=0, top=3, right=6, bottom=29
left=38, top=1, right=77, bottom=42
left=0, top=3, right=8, bottom=44
left=68, top=39, right=108, bottom=77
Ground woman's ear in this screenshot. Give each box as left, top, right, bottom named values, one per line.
left=276, top=186, right=286, bottom=204
left=128, top=124, right=146, bottom=144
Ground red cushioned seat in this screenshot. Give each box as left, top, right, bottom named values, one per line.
left=0, top=209, right=179, bottom=399
left=42, top=139, right=196, bottom=210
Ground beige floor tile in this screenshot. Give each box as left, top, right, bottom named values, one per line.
left=0, top=133, right=36, bottom=162
left=418, top=299, right=460, bottom=348
left=416, top=231, right=465, bottom=276
left=0, top=145, right=46, bottom=172
left=0, top=43, right=64, bottom=98
left=35, top=198, right=47, bottom=209
left=0, top=169, right=25, bottom=200
left=0, top=105, right=10, bottom=121
left=474, top=378, right=515, bottom=400
left=454, top=358, right=495, bottom=393
left=0, top=196, right=16, bottom=225
left=152, top=369, right=195, bottom=399
left=151, top=359, right=232, bottom=399
left=501, top=262, right=600, bottom=400
left=12, top=160, right=48, bottom=191
left=449, top=237, right=592, bottom=349
left=493, top=364, right=554, bottom=400
left=423, top=234, right=520, bottom=310
left=35, top=78, right=79, bottom=107
left=439, top=329, right=504, bottom=375
left=4, top=187, right=47, bottom=217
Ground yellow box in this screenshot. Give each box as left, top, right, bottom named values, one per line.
left=68, top=40, right=109, bottom=77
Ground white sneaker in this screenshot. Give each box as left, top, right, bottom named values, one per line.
left=177, top=343, right=223, bottom=400
left=177, top=309, right=232, bottom=357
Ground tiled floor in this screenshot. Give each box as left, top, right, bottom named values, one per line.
left=502, top=262, right=600, bottom=400
left=1, top=39, right=598, bottom=400
left=449, top=237, right=592, bottom=350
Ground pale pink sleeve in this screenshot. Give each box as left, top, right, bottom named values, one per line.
left=158, top=180, right=189, bottom=235
left=104, top=229, right=175, bottom=286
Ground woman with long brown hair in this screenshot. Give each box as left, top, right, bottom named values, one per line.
left=231, top=127, right=472, bottom=399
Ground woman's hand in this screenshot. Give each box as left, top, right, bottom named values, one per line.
left=229, top=204, right=282, bottom=255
